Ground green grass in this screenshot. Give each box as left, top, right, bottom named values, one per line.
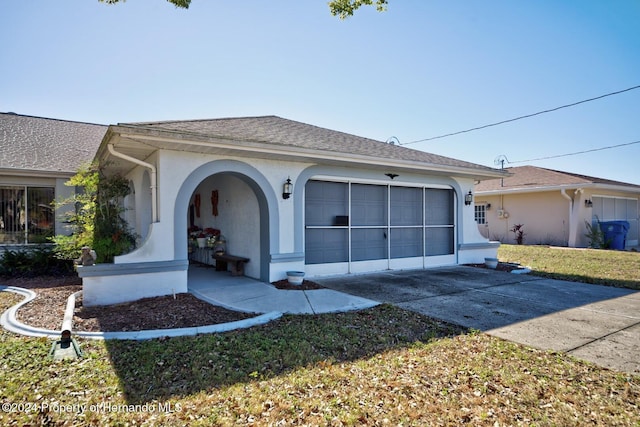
left=1, top=290, right=639, bottom=426
left=498, top=244, right=640, bottom=290
left=2, top=246, right=640, bottom=425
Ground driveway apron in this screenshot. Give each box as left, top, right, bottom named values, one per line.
left=315, top=266, right=640, bottom=375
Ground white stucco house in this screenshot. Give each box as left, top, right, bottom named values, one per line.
left=474, top=166, right=640, bottom=248
left=70, top=116, right=506, bottom=306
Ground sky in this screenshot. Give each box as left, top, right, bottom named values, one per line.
left=2, top=0, right=639, bottom=184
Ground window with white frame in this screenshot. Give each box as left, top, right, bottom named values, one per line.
left=0, top=186, right=55, bottom=244
left=474, top=204, right=486, bottom=225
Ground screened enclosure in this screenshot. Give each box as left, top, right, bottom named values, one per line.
left=305, top=180, right=455, bottom=270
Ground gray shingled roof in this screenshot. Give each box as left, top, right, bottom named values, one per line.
left=120, top=115, right=501, bottom=174
left=476, top=165, right=640, bottom=192
left=0, top=113, right=107, bottom=174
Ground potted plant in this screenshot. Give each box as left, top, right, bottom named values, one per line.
left=196, top=232, right=207, bottom=248
left=286, top=271, right=305, bottom=285
left=484, top=257, right=499, bottom=269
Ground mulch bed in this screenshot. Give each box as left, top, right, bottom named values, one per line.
left=74, top=293, right=256, bottom=332
left=2, top=275, right=257, bottom=333
left=2, top=274, right=326, bottom=334
left=271, top=279, right=325, bottom=290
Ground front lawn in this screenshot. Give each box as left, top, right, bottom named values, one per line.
left=1, top=291, right=638, bottom=426
left=498, top=244, right=640, bottom=290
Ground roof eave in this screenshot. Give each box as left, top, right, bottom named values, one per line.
left=590, top=182, right=640, bottom=194
left=0, top=167, right=75, bottom=179
left=476, top=182, right=640, bottom=195
left=107, top=125, right=506, bottom=180
left=476, top=183, right=585, bottom=195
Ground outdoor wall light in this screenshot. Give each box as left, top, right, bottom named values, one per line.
left=464, top=190, right=473, bottom=206
left=585, top=199, right=593, bottom=207
left=486, top=203, right=491, bottom=210
left=282, top=177, right=293, bottom=199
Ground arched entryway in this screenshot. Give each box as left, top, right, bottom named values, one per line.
left=174, top=160, right=279, bottom=282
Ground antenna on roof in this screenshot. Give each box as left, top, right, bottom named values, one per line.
left=386, top=136, right=399, bottom=145
left=494, top=155, right=509, bottom=187
left=494, top=154, right=509, bottom=169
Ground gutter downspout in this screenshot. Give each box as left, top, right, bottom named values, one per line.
left=560, top=188, right=572, bottom=204
left=561, top=188, right=583, bottom=247
left=107, top=144, right=158, bottom=223
left=560, top=189, right=573, bottom=246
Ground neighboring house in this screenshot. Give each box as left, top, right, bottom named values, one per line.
left=79, top=116, right=506, bottom=305
left=0, top=113, right=107, bottom=251
left=474, top=165, right=640, bottom=248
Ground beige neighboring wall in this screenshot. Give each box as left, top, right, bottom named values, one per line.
left=475, top=166, right=640, bottom=248
left=477, top=191, right=573, bottom=246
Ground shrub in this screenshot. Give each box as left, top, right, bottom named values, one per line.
left=510, top=224, right=525, bottom=245
left=0, top=246, right=74, bottom=278
left=51, top=162, right=137, bottom=263
left=585, top=218, right=609, bottom=249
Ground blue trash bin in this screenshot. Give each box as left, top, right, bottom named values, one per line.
left=599, top=221, right=630, bottom=250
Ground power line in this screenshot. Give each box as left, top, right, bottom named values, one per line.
left=508, top=139, right=640, bottom=164
left=401, top=84, right=640, bottom=146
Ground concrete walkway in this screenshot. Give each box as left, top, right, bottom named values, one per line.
left=0, top=265, right=378, bottom=341
left=314, top=266, right=640, bottom=375
left=187, top=265, right=378, bottom=315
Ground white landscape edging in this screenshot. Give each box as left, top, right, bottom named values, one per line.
left=0, top=286, right=282, bottom=341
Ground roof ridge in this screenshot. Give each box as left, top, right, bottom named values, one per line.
left=515, top=165, right=640, bottom=187
left=480, top=165, right=640, bottom=191
left=120, top=115, right=280, bottom=126
left=124, top=115, right=410, bottom=147
left=513, top=165, right=592, bottom=183
left=0, top=112, right=107, bottom=127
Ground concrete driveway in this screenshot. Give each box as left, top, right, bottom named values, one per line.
left=315, top=266, right=640, bottom=375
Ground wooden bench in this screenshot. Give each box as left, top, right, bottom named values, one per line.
left=212, top=253, right=250, bottom=276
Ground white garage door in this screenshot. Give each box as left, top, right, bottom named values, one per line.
left=592, top=196, right=639, bottom=247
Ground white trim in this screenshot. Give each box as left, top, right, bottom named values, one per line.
left=389, top=256, right=424, bottom=270
left=592, top=194, right=638, bottom=201
left=477, top=184, right=587, bottom=195
left=424, top=254, right=456, bottom=267
left=310, top=174, right=454, bottom=189
left=350, top=259, right=390, bottom=274
left=306, top=262, right=349, bottom=277
left=478, top=183, right=640, bottom=196
left=270, top=252, right=305, bottom=263
left=77, top=260, right=189, bottom=277
left=0, top=168, right=74, bottom=179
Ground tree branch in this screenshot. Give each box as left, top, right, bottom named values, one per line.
left=328, top=0, right=388, bottom=19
